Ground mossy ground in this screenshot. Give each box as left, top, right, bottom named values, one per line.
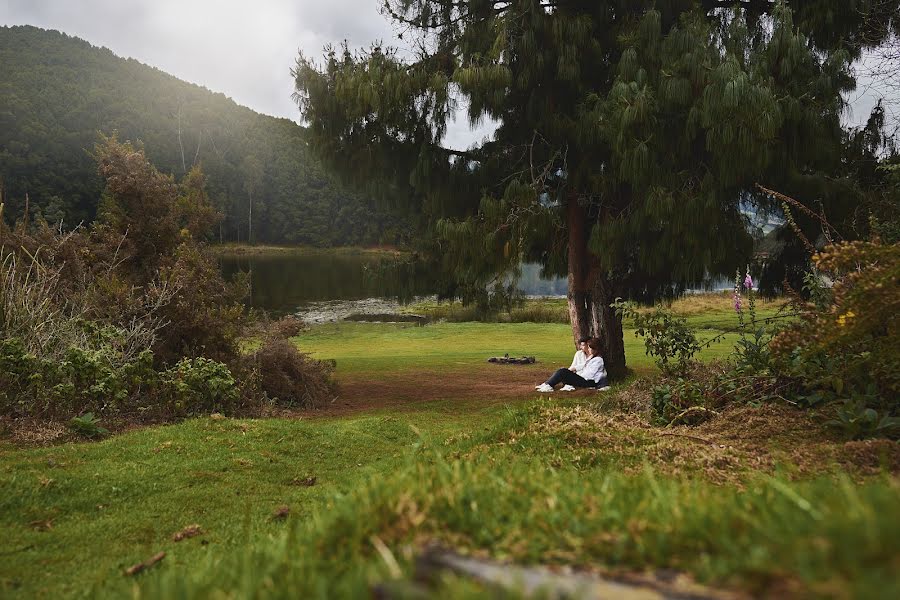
left=1, top=316, right=896, bottom=599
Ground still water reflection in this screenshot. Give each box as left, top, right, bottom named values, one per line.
left=218, top=252, right=567, bottom=315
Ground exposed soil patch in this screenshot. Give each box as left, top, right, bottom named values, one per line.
left=2, top=362, right=576, bottom=443
left=314, top=363, right=561, bottom=414
left=0, top=418, right=71, bottom=445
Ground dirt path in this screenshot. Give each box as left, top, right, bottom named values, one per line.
left=315, top=363, right=596, bottom=414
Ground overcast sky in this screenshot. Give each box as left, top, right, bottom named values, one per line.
left=0, top=0, right=496, bottom=149
left=0, top=0, right=891, bottom=144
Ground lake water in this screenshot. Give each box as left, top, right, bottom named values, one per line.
left=218, top=251, right=731, bottom=322
left=218, top=251, right=568, bottom=320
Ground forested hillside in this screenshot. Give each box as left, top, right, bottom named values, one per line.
left=0, top=25, right=407, bottom=246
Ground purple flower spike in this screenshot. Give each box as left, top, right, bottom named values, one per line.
left=733, top=290, right=742, bottom=313
left=744, top=273, right=753, bottom=290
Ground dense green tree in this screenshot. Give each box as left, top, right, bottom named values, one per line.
left=294, top=0, right=899, bottom=378
left=0, top=25, right=408, bottom=247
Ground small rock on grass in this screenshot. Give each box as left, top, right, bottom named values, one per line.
left=290, top=476, right=317, bottom=487
left=29, top=519, right=53, bottom=531
left=172, top=524, right=202, bottom=542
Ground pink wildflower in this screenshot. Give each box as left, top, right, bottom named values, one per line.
left=733, top=289, right=742, bottom=313
left=744, top=273, right=753, bottom=290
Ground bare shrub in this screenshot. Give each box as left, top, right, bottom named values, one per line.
left=250, top=338, right=335, bottom=409
left=1, top=249, right=69, bottom=353
left=1, top=235, right=174, bottom=366
left=269, top=315, right=305, bottom=339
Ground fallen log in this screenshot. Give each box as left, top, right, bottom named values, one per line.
left=373, top=546, right=740, bottom=599
left=124, top=551, right=165, bottom=576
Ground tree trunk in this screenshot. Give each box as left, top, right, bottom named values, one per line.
left=248, top=190, right=253, bottom=245
left=589, top=272, right=627, bottom=380
left=566, top=197, right=590, bottom=349
left=177, top=104, right=186, bottom=173
left=23, top=192, right=30, bottom=232
left=566, top=195, right=628, bottom=380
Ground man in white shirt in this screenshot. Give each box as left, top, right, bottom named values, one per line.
left=568, top=337, right=590, bottom=373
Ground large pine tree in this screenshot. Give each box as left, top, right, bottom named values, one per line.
left=294, top=0, right=898, bottom=378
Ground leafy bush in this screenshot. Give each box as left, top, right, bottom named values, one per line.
left=154, top=242, right=247, bottom=364
left=613, top=300, right=701, bottom=376
left=650, top=380, right=708, bottom=425
left=68, top=413, right=109, bottom=439
left=162, top=357, right=240, bottom=416
left=826, top=391, right=900, bottom=440
left=92, top=137, right=248, bottom=365
left=269, top=315, right=305, bottom=339
left=0, top=333, right=247, bottom=420
left=0, top=335, right=151, bottom=417
left=0, top=137, right=259, bottom=425
left=0, top=337, right=41, bottom=414
left=771, top=239, right=899, bottom=436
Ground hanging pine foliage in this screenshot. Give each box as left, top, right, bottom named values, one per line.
left=294, top=0, right=900, bottom=378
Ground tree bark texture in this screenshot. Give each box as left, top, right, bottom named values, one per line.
left=589, top=273, right=627, bottom=380
left=565, top=197, right=628, bottom=379
left=566, top=197, right=591, bottom=347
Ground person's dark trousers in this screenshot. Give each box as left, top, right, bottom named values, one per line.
left=545, top=368, right=594, bottom=388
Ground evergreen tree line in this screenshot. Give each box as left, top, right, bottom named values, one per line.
left=0, top=25, right=410, bottom=246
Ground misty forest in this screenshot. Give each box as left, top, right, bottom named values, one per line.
left=1, top=1, right=899, bottom=598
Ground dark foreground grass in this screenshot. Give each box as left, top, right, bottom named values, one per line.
left=2, top=321, right=896, bottom=598
left=3, top=398, right=898, bottom=598
left=135, top=414, right=900, bottom=599
left=0, top=407, right=487, bottom=598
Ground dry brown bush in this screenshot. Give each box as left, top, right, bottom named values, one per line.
left=249, top=338, right=335, bottom=409
left=269, top=315, right=305, bottom=339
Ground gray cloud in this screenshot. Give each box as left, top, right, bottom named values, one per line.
left=1, top=1, right=886, bottom=146
left=2, top=1, right=387, bottom=121
left=0, top=0, right=495, bottom=147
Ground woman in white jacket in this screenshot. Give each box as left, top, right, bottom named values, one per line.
left=536, top=338, right=610, bottom=392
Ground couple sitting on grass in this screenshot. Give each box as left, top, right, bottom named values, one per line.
left=535, top=336, right=611, bottom=392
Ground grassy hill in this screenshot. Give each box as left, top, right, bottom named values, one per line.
left=0, top=25, right=408, bottom=246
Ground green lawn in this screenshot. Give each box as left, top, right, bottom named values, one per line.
left=403, top=292, right=790, bottom=334
left=296, top=321, right=740, bottom=376
left=1, top=320, right=896, bottom=599
left=0, top=407, right=484, bottom=598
